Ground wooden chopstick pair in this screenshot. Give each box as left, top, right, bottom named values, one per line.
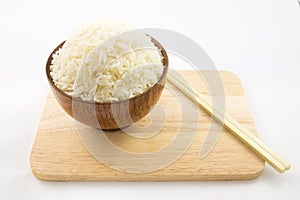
left=167, top=70, right=291, bottom=173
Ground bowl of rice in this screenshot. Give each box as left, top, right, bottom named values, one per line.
left=46, top=20, right=168, bottom=130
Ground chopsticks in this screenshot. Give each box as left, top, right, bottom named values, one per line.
left=167, top=70, right=291, bottom=173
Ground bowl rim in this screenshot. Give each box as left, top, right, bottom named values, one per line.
left=46, top=36, right=169, bottom=105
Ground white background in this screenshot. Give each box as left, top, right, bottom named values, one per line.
left=0, top=0, right=300, bottom=199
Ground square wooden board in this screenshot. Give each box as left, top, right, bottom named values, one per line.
left=30, top=71, right=265, bottom=181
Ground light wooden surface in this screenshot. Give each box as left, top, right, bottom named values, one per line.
left=30, top=71, right=265, bottom=181
left=167, top=71, right=290, bottom=173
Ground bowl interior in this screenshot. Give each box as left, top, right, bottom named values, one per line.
left=46, top=37, right=169, bottom=105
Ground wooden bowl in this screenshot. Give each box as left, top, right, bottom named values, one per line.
left=46, top=38, right=168, bottom=130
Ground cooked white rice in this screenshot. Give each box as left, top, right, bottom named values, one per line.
left=50, top=19, right=163, bottom=102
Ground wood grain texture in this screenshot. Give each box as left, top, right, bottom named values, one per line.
left=30, top=71, right=265, bottom=181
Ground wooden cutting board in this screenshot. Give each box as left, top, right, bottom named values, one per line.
left=30, top=71, right=265, bottom=181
